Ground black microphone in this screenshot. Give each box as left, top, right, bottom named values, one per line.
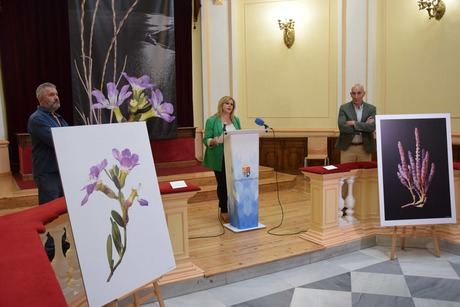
left=223, top=123, right=227, bottom=132
left=255, top=117, right=269, bottom=129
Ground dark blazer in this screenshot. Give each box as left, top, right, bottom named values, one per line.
left=335, top=101, right=376, bottom=153
left=28, top=106, right=69, bottom=179
left=202, top=115, right=241, bottom=171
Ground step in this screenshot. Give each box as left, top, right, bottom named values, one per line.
left=158, top=166, right=276, bottom=187
left=0, top=189, right=38, bottom=210
left=187, top=172, right=297, bottom=204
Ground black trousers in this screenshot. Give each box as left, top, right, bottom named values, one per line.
left=214, top=158, right=228, bottom=213
left=35, top=172, right=64, bottom=205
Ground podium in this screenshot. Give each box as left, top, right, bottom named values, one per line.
left=223, top=129, right=267, bottom=232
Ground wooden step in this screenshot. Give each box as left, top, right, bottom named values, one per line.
left=0, top=189, right=38, bottom=211
left=188, top=172, right=297, bottom=204
left=158, top=166, right=275, bottom=186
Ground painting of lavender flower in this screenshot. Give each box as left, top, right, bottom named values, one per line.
left=376, top=114, right=456, bottom=227
left=52, top=122, right=175, bottom=306
left=396, top=128, right=435, bottom=208
left=81, top=148, right=148, bottom=282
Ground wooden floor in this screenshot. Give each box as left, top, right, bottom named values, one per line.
left=180, top=175, right=322, bottom=277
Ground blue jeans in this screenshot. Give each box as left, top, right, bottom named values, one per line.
left=34, top=172, right=64, bottom=205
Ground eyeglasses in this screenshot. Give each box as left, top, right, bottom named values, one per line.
left=351, top=91, right=362, bottom=95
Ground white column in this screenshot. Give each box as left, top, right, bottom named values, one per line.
left=345, top=175, right=357, bottom=223
left=343, top=0, right=376, bottom=102
left=0, top=58, right=7, bottom=140
left=201, top=0, right=233, bottom=123
left=338, top=177, right=346, bottom=224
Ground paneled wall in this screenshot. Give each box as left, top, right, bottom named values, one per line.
left=198, top=0, right=340, bottom=129
left=194, top=0, right=460, bottom=164
left=376, top=0, right=460, bottom=131
left=260, top=136, right=460, bottom=174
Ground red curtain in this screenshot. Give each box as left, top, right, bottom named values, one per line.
left=0, top=0, right=193, bottom=171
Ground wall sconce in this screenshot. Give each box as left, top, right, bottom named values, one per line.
left=417, top=0, right=446, bottom=20
left=278, top=19, right=295, bottom=48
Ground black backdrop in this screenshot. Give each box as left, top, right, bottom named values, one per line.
left=0, top=0, right=193, bottom=172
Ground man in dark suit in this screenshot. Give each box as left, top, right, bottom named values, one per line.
left=336, top=84, right=376, bottom=163
left=28, top=82, right=68, bottom=204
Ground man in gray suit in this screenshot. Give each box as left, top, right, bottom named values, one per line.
left=336, top=84, right=376, bottom=163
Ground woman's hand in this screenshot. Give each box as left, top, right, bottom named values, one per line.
left=209, top=137, right=218, bottom=146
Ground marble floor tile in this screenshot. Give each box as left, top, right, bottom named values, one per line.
left=396, top=248, right=457, bottom=262
left=356, top=259, right=403, bottom=275
left=359, top=245, right=392, bottom=260
left=405, top=276, right=460, bottom=302
left=413, top=297, right=460, bottom=307
left=351, top=271, right=411, bottom=297
left=230, top=288, right=294, bottom=307
left=272, top=259, right=348, bottom=287
left=447, top=255, right=460, bottom=264
left=400, top=260, right=460, bottom=279
left=327, top=250, right=385, bottom=271
left=352, top=293, right=415, bottom=307
left=207, top=272, right=292, bottom=306
left=300, top=272, right=351, bottom=292
left=289, top=288, right=352, bottom=307
left=145, top=290, right=225, bottom=307
left=450, top=262, right=460, bottom=277
left=139, top=246, right=460, bottom=307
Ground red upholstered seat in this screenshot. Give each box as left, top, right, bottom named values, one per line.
left=340, top=161, right=378, bottom=169
left=0, top=183, right=200, bottom=306
left=300, top=165, right=351, bottom=174
left=0, top=197, right=68, bottom=307
left=454, top=162, right=460, bottom=170
left=300, top=161, right=378, bottom=174
left=159, top=181, right=200, bottom=194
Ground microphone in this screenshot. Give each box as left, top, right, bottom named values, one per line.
left=255, top=117, right=269, bottom=129
left=223, top=123, right=227, bottom=132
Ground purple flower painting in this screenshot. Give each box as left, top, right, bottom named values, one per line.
left=396, top=128, right=435, bottom=208
left=71, top=0, right=176, bottom=126
left=81, top=148, right=149, bottom=282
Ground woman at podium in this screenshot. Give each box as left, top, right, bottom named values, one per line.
left=203, top=96, right=241, bottom=223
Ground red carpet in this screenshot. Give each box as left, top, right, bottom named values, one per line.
left=0, top=198, right=68, bottom=307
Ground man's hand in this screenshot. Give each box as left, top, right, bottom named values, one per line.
left=346, top=120, right=355, bottom=126
left=366, top=116, right=375, bottom=124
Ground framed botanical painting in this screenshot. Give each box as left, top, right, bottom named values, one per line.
left=52, top=122, right=175, bottom=306
left=376, top=114, right=456, bottom=226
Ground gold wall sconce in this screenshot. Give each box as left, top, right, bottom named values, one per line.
left=278, top=19, right=295, bottom=48
left=417, top=0, right=446, bottom=20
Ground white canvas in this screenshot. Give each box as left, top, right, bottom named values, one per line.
left=376, top=113, right=456, bottom=227
left=52, top=122, right=175, bottom=306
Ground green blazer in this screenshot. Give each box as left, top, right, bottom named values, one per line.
left=202, top=115, right=241, bottom=171
left=335, top=101, right=376, bottom=153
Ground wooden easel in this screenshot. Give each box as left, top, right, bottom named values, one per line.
left=104, top=278, right=165, bottom=307
left=390, top=225, right=441, bottom=260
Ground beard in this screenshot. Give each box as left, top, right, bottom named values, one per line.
left=48, top=100, right=60, bottom=112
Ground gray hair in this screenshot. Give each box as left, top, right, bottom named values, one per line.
left=36, top=82, right=56, bottom=100
left=351, top=83, right=365, bottom=92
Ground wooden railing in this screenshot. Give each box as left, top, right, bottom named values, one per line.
left=42, top=188, right=199, bottom=305
left=300, top=166, right=460, bottom=246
